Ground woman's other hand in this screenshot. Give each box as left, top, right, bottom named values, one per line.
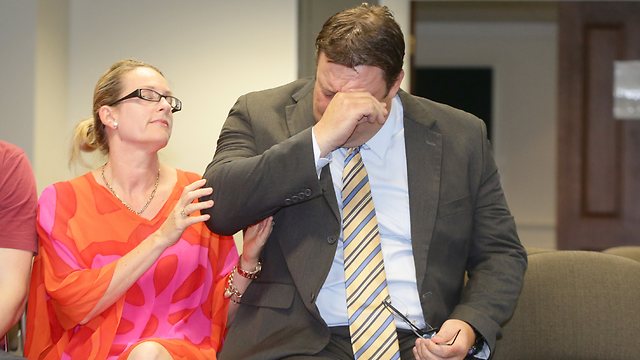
left=240, top=217, right=273, bottom=269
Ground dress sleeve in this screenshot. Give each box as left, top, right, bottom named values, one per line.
left=36, top=184, right=119, bottom=329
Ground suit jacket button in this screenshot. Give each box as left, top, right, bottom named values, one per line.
left=304, top=188, right=312, bottom=197
left=327, top=235, right=337, bottom=244
left=284, top=198, right=292, bottom=205
left=291, top=195, right=300, bottom=202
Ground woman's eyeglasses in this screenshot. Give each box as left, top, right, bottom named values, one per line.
left=382, top=298, right=460, bottom=346
left=110, top=88, right=182, bottom=113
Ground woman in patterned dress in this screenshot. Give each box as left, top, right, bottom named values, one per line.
left=25, top=59, right=270, bottom=360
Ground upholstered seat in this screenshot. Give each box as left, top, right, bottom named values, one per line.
left=603, top=245, right=640, bottom=263
left=524, top=246, right=555, bottom=256
left=493, top=250, right=640, bottom=360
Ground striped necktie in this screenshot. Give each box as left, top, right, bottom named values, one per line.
left=342, top=147, right=400, bottom=360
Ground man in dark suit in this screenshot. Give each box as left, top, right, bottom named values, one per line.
left=203, top=4, right=526, bottom=359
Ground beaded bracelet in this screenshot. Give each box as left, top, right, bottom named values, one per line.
left=236, top=259, right=262, bottom=279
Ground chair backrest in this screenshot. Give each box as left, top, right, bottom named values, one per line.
left=492, top=250, right=640, bottom=360
left=603, top=246, right=640, bottom=263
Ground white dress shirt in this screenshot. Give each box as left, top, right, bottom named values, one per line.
left=311, top=96, right=427, bottom=331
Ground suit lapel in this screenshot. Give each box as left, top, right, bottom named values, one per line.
left=285, top=80, right=340, bottom=222
left=280, top=80, right=341, bottom=308
left=400, top=91, right=442, bottom=291
left=285, top=83, right=315, bottom=136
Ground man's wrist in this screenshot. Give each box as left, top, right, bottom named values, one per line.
left=311, top=126, right=327, bottom=157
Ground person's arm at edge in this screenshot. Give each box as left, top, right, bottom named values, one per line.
left=0, top=145, right=37, bottom=337
left=0, top=248, right=33, bottom=337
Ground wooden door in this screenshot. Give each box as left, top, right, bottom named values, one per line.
left=557, top=1, right=640, bottom=250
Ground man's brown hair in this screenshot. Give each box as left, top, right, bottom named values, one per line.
left=315, top=3, right=405, bottom=90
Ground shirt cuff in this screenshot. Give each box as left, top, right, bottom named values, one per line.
left=472, top=339, right=490, bottom=359
left=311, top=127, right=331, bottom=178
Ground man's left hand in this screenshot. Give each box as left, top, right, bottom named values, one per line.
left=413, top=319, right=476, bottom=360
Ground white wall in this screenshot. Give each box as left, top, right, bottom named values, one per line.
left=68, top=0, right=298, bottom=175
left=0, top=0, right=37, bottom=159
left=34, top=0, right=69, bottom=192
left=414, top=21, right=557, bottom=249
left=0, top=0, right=297, bottom=192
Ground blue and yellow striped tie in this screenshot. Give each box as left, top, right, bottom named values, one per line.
left=342, top=147, right=400, bottom=360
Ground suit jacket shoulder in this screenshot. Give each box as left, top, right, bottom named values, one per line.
left=242, top=77, right=314, bottom=109
left=400, top=90, right=487, bottom=137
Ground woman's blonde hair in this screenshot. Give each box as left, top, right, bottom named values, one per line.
left=70, top=59, right=164, bottom=165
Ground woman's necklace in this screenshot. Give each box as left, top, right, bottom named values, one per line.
left=101, top=163, right=160, bottom=215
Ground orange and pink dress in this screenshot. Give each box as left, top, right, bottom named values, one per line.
left=25, top=170, right=238, bottom=360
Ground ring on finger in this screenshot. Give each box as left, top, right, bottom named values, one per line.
left=180, top=207, right=187, bottom=218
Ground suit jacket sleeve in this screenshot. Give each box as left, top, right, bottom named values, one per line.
left=451, top=120, right=527, bottom=352
left=202, top=86, right=322, bottom=235
left=401, top=93, right=526, bottom=352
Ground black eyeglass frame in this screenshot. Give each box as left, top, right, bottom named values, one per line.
left=382, top=298, right=460, bottom=346
left=109, top=88, right=182, bottom=113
